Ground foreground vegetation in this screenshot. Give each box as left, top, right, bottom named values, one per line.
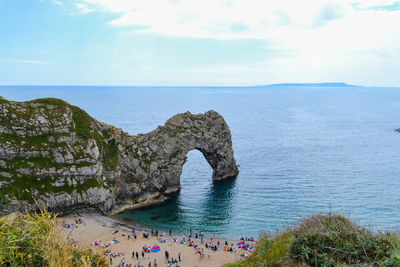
left=0, top=209, right=107, bottom=267
left=227, top=213, right=400, bottom=267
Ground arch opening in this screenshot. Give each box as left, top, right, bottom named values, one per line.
left=180, top=149, right=214, bottom=191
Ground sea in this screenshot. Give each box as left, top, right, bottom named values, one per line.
left=1, top=85, right=400, bottom=239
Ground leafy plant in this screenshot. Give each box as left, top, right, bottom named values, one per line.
left=225, top=213, right=400, bottom=267
left=0, top=208, right=107, bottom=266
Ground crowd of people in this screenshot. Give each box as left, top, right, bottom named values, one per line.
left=62, top=218, right=256, bottom=267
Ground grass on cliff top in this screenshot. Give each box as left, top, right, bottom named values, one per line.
left=25, top=98, right=93, bottom=140
left=226, top=213, right=400, bottom=267
left=31, top=98, right=120, bottom=170
left=0, top=208, right=107, bottom=267
left=0, top=97, right=93, bottom=140
left=27, top=98, right=70, bottom=106
left=2, top=97, right=120, bottom=171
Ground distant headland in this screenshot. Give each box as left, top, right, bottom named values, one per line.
left=258, top=82, right=362, bottom=88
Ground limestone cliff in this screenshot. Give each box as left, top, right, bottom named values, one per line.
left=0, top=97, right=239, bottom=214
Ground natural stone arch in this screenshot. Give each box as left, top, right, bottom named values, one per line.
left=117, top=110, right=239, bottom=203
left=0, top=97, right=239, bottom=214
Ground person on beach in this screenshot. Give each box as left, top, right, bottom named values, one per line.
left=195, top=229, right=198, bottom=238
left=141, top=251, right=145, bottom=258
left=165, top=250, right=169, bottom=260
left=132, top=251, right=135, bottom=259
left=178, top=252, right=181, bottom=262
left=154, top=258, right=157, bottom=267
left=169, top=228, right=171, bottom=236
left=136, top=251, right=139, bottom=259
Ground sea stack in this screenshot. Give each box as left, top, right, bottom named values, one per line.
left=0, top=97, right=239, bottom=214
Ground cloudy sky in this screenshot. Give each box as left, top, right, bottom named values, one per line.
left=1, top=0, right=399, bottom=86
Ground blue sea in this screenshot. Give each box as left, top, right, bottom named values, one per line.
left=1, top=85, right=400, bottom=239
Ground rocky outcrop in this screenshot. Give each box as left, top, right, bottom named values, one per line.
left=0, top=97, right=238, bottom=214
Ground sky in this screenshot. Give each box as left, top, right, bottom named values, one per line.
left=0, top=0, right=400, bottom=86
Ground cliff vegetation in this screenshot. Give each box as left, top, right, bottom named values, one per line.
left=226, top=213, right=400, bottom=267
left=0, top=208, right=107, bottom=266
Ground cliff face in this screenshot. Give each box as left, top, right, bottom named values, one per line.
left=0, top=97, right=239, bottom=214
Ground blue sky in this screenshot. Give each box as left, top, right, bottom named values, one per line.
left=1, top=0, right=400, bottom=86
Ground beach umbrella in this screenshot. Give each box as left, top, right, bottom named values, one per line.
left=151, top=245, right=161, bottom=252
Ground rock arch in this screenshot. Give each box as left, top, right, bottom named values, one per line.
left=0, top=97, right=239, bottom=214
left=117, top=110, right=239, bottom=203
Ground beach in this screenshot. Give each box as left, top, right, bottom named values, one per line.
left=57, top=214, right=256, bottom=267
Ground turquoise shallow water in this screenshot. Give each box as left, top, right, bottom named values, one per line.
left=2, top=85, right=400, bottom=239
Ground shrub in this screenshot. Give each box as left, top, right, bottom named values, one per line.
left=226, top=213, right=400, bottom=267
left=224, top=232, right=297, bottom=267
left=289, top=213, right=400, bottom=266
left=0, top=209, right=107, bottom=266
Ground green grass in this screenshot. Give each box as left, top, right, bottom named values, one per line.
left=0, top=208, right=107, bottom=266
left=0, top=97, right=119, bottom=201
left=28, top=98, right=70, bottom=106
left=0, top=174, right=104, bottom=203
left=0, top=155, right=98, bottom=203
left=102, top=138, right=119, bottom=171
left=0, top=133, right=50, bottom=146
left=169, top=149, right=182, bottom=160
left=70, top=105, right=94, bottom=139
left=3, top=156, right=94, bottom=170
left=18, top=97, right=95, bottom=140
left=225, top=213, right=400, bottom=267
left=125, top=177, right=140, bottom=184
left=1, top=97, right=122, bottom=174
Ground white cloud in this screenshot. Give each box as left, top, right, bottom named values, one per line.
left=68, top=0, right=400, bottom=85
left=74, top=3, right=94, bottom=14
left=73, top=1, right=400, bottom=45
left=0, top=59, right=49, bottom=65
left=53, top=0, right=64, bottom=5
left=74, top=1, right=400, bottom=56
left=73, top=1, right=376, bottom=37
left=351, top=0, right=399, bottom=9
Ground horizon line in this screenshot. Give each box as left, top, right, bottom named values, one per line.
left=0, top=83, right=399, bottom=88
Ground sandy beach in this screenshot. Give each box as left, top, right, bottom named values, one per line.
left=57, top=214, right=256, bottom=267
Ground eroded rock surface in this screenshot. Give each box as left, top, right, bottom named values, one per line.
left=0, top=97, right=238, bottom=214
